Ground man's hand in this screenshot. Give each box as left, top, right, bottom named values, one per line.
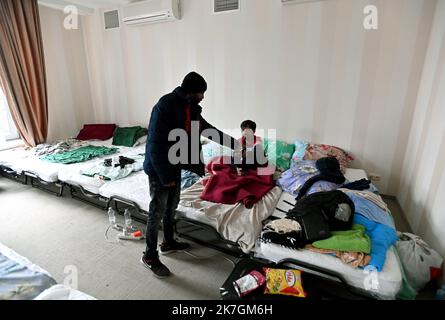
left=164, top=182, right=176, bottom=187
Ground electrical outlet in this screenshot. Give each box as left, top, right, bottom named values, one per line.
left=369, top=173, right=381, bottom=182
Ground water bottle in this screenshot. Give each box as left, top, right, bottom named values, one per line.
left=107, top=208, right=116, bottom=227
left=124, top=209, right=133, bottom=234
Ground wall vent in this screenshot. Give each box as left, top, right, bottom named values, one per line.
left=104, top=9, right=120, bottom=30
left=214, top=0, right=240, bottom=13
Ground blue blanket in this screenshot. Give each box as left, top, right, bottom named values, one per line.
left=0, top=250, right=56, bottom=300
left=354, top=214, right=398, bottom=271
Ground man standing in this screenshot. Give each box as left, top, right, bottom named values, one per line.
left=142, top=72, right=238, bottom=278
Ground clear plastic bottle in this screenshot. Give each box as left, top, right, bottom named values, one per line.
left=124, top=209, right=132, bottom=234
left=436, top=284, right=445, bottom=300
left=107, top=207, right=116, bottom=227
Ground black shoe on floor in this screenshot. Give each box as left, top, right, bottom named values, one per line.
left=160, top=241, right=190, bottom=255
left=140, top=256, right=171, bottom=278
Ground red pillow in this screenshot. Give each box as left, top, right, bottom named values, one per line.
left=76, top=124, right=117, bottom=141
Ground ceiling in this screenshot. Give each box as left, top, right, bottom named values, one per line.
left=39, top=0, right=141, bottom=14
left=68, top=0, right=134, bottom=8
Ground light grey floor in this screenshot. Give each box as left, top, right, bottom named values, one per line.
left=0, top=177, right=436, bottom=300
left=0, top=178, right=235, bottom=300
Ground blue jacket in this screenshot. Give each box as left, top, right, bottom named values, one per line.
left=143, top=87, right=236, bottom=185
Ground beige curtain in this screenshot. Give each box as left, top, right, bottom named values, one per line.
left=0, top=0, right=48, bottom=147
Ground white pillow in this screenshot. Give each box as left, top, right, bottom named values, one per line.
left=133, top=135, right=147, bottom=147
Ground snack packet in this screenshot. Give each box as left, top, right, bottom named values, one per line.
left=233, top=271, right=266, bottom=297
left=263, top=268, right=307, bottom=298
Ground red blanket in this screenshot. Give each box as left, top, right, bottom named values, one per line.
left=201, top=156, right=276, bottom=208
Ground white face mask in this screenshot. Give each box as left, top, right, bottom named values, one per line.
left=242, top=129, right=254, bottom=138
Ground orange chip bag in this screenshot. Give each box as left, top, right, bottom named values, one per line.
left=263, top=268, right=307, bottom=298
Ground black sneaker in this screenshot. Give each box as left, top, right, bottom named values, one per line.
left=140, top=256, right=171, bottom=278
left=160, top=241, right=190, bottom=255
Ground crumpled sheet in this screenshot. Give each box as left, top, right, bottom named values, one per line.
left=179, top=180, right=282, bottom=253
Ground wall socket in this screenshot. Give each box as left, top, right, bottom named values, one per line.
left=368, top=173, right=381, bottom=182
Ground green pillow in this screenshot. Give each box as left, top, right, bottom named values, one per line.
left=112, top=126, right=147, bottom=147
left=264, top=139, right=295, bottom=172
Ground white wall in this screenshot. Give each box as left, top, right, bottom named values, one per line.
left=39, top=5, right=94, bottom=141
left=397, top=0, right=445, bottom=259
left=79, top=0, right=436, bottom=195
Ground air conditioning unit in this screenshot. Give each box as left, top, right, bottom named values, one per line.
left=121, top=0, right=181, bottom=26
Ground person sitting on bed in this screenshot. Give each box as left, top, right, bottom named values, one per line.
left=141, top=72, right=239, bottom=278
left=233, top=120, right=268, bottom=174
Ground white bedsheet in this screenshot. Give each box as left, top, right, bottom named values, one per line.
left=99, top=170, right=149, bottom=210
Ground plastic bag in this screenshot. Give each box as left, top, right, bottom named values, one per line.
left=263, top=268, right=307, bottom=298
left=233, top=271, right=266, bottom=297
left=395, top=232, right=443, bottom=291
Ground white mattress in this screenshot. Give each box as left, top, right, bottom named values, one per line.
left=0, top=141, right=141, bottom=185
left=99, top=170, right=150, bottom=210
left=0, top=148, right=62, bottom=181
left=255, top=242, right=402, bottom=300
left=58, top=145, right=145, bottom=194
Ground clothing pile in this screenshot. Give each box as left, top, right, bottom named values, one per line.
left=261, top=182, right=398, bottom=271
left=32, top=139, right=87, bottom=157
left=81, top=154, right=144, bottom=181
left=277, top=158, right=345, bottom=198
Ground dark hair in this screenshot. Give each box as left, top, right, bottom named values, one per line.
left=241, top=120, right=256, bottom=132
left=181, top=72, right=207, bottom=94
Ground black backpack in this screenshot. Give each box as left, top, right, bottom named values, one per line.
left=287, top=190, right=355, bottom=243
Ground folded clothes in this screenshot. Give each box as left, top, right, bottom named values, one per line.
left=312, top=224, right=371, bottom=254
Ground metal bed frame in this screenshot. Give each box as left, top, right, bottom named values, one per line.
left=174, top=216, right=249, bottom=258
left=274, top=258, right=379, bottom=300
left=2, top=163, right=256, bottom=259
left=22, top=170, right=65, bottom=197
left=0, top=165, right=27, bottom=185
left=69, top=184, right=109, bottom=210
left=108, top=196, right=148, bottom=223
left=0, top=166, right=65, bottom=197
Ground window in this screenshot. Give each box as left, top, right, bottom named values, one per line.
left=0, top=87, right=19, bottom=142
